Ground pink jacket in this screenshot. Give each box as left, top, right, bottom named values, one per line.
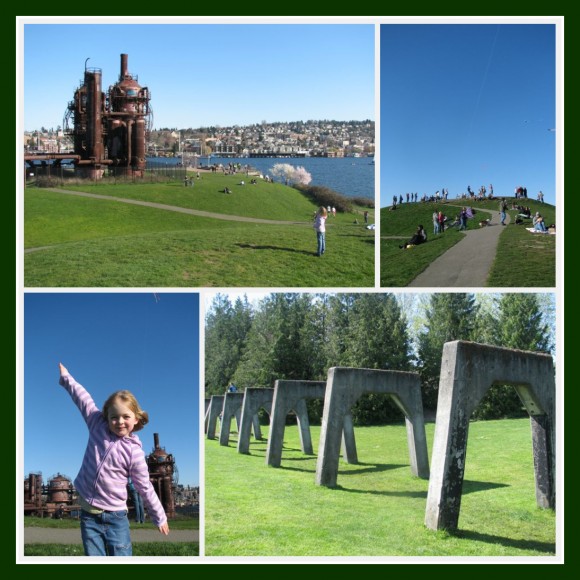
left=60, top=370, right=167, bottom=526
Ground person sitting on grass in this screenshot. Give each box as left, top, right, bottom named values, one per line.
left=400, top=224, right=427, bottom=249
left=533, top=212, right=548, bottom=232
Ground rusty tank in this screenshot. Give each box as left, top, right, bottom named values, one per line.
left=63, top=53, right=151, bottom=179
left=23, top=473, right=44, bottom=515
left=146, top=433, right=176, bottom=518
left=47, top=473, right=74, bottom=504
left=106, top=53, right=151, bottom=176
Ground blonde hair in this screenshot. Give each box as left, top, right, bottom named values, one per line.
left=318, top=206, right=328, bottom=217
left=103, top=390, right=149, bottom=432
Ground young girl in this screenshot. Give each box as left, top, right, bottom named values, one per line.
left=59, top=363, right=169, bottom=556
left=313, top=206, right=328, bottom=256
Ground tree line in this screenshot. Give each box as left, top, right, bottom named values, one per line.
left=205, top=293, right=554, bottom=424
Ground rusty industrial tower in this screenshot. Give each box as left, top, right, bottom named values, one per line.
left=63, top=53, right=151, bottom=179
left=146, top=433, right=176, bottom=519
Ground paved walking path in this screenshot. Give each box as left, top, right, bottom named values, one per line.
left=25, top=527, right=199, bottom=544
left=408, top=208, right=509, bottom=287
left=23, top=188, right=315, bottom=254
left=45, top=188, right=311, bottom=225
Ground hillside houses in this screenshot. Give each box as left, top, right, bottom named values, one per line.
left=148, top=119, right=374, bottom=158
left=24, top=119, right=375, bottom=159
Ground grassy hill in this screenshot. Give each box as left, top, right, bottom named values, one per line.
left=24, top=173, right=374, bottom=287
left=380, top=198, right=556, bottom=287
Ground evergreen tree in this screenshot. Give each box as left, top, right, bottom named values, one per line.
left=233, top=294, right=314, bottom=388
left=204, top=294, right=252, bottom=397
left=300, top=293, right=333, bottom=382
left=494, top=293, right=552, bottom=352
left=417, top=293, right=478, bottom=409
left=322, top=294, right=357, bottom=370
left=472, top=293, right=553, bottom=420
left=338, top=294, right=413, bottom=425
left=342, top=293, right=411, bottom=370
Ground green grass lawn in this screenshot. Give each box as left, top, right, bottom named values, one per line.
left=57, top=174, right=321, bottom=220
left=380, top=198, right=556, bottom=287
left=23, top=515, right=199, bottom=530
left=205, top=419, right=556, bottom=557
left=23, top=543, right=199, bottom=557
left=24, top=176, right=374, bottom=287
left=23, top=515, right=199, bottom=557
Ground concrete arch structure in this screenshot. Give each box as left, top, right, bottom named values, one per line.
left=206, top=395, right=224, bottom=440
left=315, top=367, right=429, bottom=488
left=266, top=380, right=357, bottom=468
left=219, top=392, right=245, bottom=446
left=425, top=341, right=555, bottom=532
left=237, top=388, right=274, bottom=454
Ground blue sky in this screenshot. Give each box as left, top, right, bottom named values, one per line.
left=21, top=21, right=375, bottom=131
left=23, top=292, right=200, bottom=487
left=380, top=24, right=557, bottom=206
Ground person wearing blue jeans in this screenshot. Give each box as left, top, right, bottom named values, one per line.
left=59, top=363, right=169, bottom=557
left=128, top=478, right=145, bottom=523
left=313, top=206, right=327, bottom=256
left=499, top=198, right=508, bottom=225
left=533, top=212, right=547, bottom=232
left=80, top=509, right=133, bottom=556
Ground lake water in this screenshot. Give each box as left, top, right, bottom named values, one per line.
left=148, top=156, right=375, bottom=201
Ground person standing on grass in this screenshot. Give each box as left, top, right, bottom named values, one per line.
left=433, top=210, right=439, bottom=235
left=59, top=363, right=169, bottom=556
left=127, top=478, right=145, bottom=524
left=313, top=206, right=328, bottom=256
left=437, top=210, right=445, bottom=233
left=459, top=207, right=468, bottom=231
left=499, top=198, right=508, bottom=226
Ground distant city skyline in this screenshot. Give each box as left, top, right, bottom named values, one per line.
left=20, top=21, right=375, bottom=132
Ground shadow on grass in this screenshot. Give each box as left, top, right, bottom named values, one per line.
left=338, top=462, right=408, bottom=476
left=452, top=530, right=555, bottom=554
left=278, top=455, right=317, bottom=463
left=462, top=479, right=510, bottom=495
left=280, top=460, right=408, bottom=476
left=235, top=243, right=315, bottom=256
left=278, top=463, right=317, bottom=473
left=334, top=486, right=427, bottom=499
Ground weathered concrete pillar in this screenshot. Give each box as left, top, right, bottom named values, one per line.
left=219, top=392, right=245, bottom=446
left=238, top=388, right=274, bottom=454
left=266, top=380, right=357, bottom=468
left=340, top=413, right=358, bottom=463
left=206, top=395, right=224, bottom=440
left=315, top=367, right=428, bottom=488
left=425, top=341, right=555, bottom=532
left=204, top=398, right=211, bottom=432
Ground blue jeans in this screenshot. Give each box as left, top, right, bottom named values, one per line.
left=500, top=210, right=506, bottom=224
left=316, top=231, right=325, bottom=255
left=80, top=509, right=132, bottom=556
left=131, top=489, right=145, bottom=523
